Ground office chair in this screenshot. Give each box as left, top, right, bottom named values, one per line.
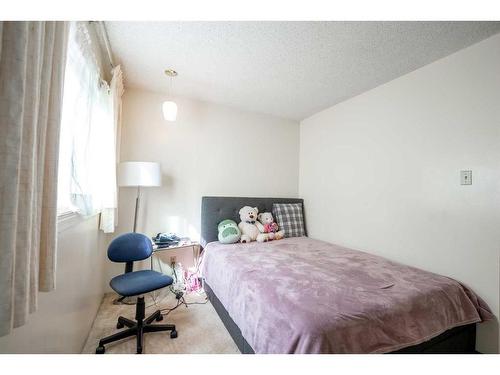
left=96, top=232, right=177, bottom=354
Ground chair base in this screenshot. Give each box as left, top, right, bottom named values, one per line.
left=96, top=296, right=177, bottom=354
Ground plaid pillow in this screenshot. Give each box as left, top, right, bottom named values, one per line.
left=272, top=203, right=306, bottom=238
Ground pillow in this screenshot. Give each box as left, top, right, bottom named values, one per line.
left=272, top=203, right=306, bottom=238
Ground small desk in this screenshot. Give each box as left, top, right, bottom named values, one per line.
left=151, top=241, right=201, bottom=271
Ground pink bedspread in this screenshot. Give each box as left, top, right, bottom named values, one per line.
left=200, top=237, right=492, bottom=353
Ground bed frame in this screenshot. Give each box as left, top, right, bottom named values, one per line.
left=200, top=196, right=477, bottom=354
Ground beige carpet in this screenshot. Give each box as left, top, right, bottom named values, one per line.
left=82, top=291, right=240, bottom=354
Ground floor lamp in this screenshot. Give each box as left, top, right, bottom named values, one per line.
left=115, top=161, right=161, bottom=304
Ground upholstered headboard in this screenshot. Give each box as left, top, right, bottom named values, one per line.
left=200, top=196, right=306, bottom=247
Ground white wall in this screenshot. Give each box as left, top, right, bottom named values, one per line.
left=105, top=88, right=300, bottom=281
left=0, top=216, right=106, bottom=353
left=299, top=34, right=500, bottom=353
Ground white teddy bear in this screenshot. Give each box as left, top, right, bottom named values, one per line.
left=257, top=212, right=284, bottom=241
left=238, top=206, right=268, bottom=243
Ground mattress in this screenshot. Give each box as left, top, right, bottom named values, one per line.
left=200, top=237, right=492, bottom=353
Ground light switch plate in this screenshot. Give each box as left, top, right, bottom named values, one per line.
left=460, top=170, right=472, bottom=185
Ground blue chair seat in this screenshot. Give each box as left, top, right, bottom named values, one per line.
left=110, top=270, right=173, bottom=297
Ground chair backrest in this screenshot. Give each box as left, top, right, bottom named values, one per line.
left=108, top=233, right=153, bottom=263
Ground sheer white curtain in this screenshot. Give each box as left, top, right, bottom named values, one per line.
left=58, top=22, right=120, bottom=232
left=0, top=21, right=69, bottom=336
left=100, top=65, right=124, bottom=233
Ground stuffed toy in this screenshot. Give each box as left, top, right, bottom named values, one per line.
left=238, top=206, right=268, bottom=243
left=257, top=212, right=284, bottom=240
left=218, top=219, right=241, bottom=244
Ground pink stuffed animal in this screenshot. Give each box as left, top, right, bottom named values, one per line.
left=264, top=222, right=279, bottom=234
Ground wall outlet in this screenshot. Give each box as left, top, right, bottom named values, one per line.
left=460, top=170, right=472, bottom=185
left=170, top=256, right=177, bottom=265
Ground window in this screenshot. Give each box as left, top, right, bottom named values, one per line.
left=57, top=22, right=117, bottom=225
left=57, top=25, right=83, bottom=215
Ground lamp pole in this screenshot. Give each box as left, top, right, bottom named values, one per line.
left=133, top=186, right=141, bottom=233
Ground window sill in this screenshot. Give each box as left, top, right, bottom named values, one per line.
left=57, top=211, right=98, bottom=233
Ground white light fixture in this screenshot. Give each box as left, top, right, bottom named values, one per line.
left=162, top=101, right=178, bottom=121
left=163, top=69, right=178, bottom=122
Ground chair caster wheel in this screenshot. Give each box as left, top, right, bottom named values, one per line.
left=170, top=330, right=178, bottom=339
left=96, top=346, right=105, bottom=354
left=156, top=314, right=163, bottom=322
left=116, top=322, right=124, bottom=329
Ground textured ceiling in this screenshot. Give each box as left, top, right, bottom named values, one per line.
left=105, top=21, right=500, bottom=121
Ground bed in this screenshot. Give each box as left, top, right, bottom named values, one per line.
left=200, top=196, right=492, bottom=354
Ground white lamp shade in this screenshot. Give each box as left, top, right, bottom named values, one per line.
left=162, top=101, right=177, bottom=121
left=118, top=162, right=161, bottom=187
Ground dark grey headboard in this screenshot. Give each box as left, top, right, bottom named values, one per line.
left=200, top=196, right=305, bottom=247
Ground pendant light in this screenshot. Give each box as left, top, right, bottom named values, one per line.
left=162, top=69, right=178, bottom=121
